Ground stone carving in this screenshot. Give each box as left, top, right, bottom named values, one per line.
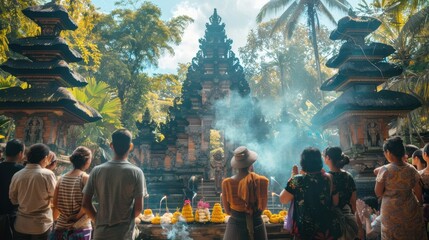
left=24, top=116, right=43, bottom=145
left=210, top=150, right=225, bottom=193
left=366, top=121, right=381, bottom=147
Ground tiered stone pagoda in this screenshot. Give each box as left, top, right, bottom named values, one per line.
left=0, top=3, right=101, bottom=150
left=132, top=9, right=252, bottom=208
left=313, top=16, right=421, bottom=196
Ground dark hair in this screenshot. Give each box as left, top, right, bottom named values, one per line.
left=412, top=149, right=426, bottom=167
left=112, top=129, right=132, bottom=157
left=5, top=139, right=24, bottom=157
left=324, top=146, right=350, bottom=169
left=70, top=146, right=92, bottom=169
left=27, top=144, right=50, bottom=164
left=300, top=147, right=323, bottom=172
left=423, top=143, right=429, bottom=156
left=383, top=136, right=405, bottom=160
left=362, top=196, right=379, bottom=211
left=405, top=144, right=419, bottom=158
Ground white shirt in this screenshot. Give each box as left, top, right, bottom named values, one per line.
left=9, top=164, right=56, bottom=234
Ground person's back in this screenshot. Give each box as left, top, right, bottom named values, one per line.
left=9, top=143, right=56, bottom=238
left=0, top=139, right=24, bottom=240
left=83, top=129, right=147, bottom=240
left=52, top=146, right=93, bottom=239
left=222, top=146, right=268, bottom=240
left=89, top=160, right=143, bottom=225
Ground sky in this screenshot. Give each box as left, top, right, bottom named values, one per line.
left=91, top=0, right=360, bottom=74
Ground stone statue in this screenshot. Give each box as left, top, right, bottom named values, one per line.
left=24, top=117, right=43, bottom=145
left=210, top=150, right=225, bottom=193
left=367, top=121, right=381, bottom=147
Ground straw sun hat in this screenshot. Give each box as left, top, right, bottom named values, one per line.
left=230, top=146, right=258, bottom=169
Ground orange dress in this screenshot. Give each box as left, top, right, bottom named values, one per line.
left=222, top=173, right=268, bottom=240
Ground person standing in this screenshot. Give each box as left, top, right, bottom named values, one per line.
left=324, top=146, right=358, bottom=240
left=82, top=129, right=147, bottom=240
left=419, top=143, right=429, bottom=237
left=51, top=147, right=93, bottom=239
left=0, top=139, right=25, bottom=240
left=222, top=146, right=269, bottom=240
left=9, top=143, right=57, bottom=240
left=279, top=147, right=339, bottom=240
left=375, top=136, right=427, bottom=240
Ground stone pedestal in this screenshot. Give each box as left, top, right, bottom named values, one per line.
left=137, top=223, right=291, bottom=240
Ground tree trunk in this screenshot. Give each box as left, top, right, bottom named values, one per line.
left=279, top=61, right=288, bottom=96
left=308, top=5, right=323, bottom=104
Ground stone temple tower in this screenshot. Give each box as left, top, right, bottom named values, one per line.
left=312, top=16, right=421, bottom=196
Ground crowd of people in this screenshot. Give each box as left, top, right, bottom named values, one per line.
left=0, top=129, right=146, bottom=240
left=1, top=130, right=429, bottom=240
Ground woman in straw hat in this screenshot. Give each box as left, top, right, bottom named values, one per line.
left=222, top=146, right=269, bottom=240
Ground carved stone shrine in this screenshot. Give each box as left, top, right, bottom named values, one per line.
left=0, top=3, right=101, bottom=150
left=312, top=16, right=421, bottom=196
left=132, top=9, right=254, bottom=209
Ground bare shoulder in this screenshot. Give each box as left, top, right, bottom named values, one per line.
left=82, top=172, right=90, bottom=184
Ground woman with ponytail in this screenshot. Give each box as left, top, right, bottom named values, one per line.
left=324, top=146, right=358, bottom=240
left=375, top=137, right=426, bottom=240
left=51, top=147, right=93, bottom=240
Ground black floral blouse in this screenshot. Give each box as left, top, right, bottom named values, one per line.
left=329, top=171, right=356, bottom=209
left=286, top=172, right=340, bottom=239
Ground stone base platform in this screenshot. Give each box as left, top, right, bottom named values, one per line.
left=137, top=223, right=292, bottom=239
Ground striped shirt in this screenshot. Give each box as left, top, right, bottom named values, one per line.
left=55, top=174, right=91, bottom=230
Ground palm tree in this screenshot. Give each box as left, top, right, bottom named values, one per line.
left=357, top=0, right=429, bottom=143
left=256, top=0, right=351, bottom=85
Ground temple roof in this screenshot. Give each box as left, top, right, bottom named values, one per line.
left=330, top=16, right=381, bottom=41
left=0, top=59, right=87, bottom=87
left=0, top=87, right=101, bottom=123
left=321, top=62, right=403, bottom=91
left=22, top=3, right=77, bottom=31
left=9, top=37, right=82, bottom=62
left=326, top=42, right=395, bottom=68
left=312, top=90, right=421, bottom=126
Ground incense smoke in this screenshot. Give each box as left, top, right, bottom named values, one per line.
left=213, top=91, right=338, bottom=188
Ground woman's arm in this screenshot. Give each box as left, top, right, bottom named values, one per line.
left=413, top=180, right=423, bottom=204
left=52, top=182, right=60, bottom=220
left=279, top=189, right=293, bottom=204
left=350, top=191, right=357, bottom=213
left=374, top=181, right=385, bottom=198
left=375, top=168, right=386, bottom=198
left=221, top=181, right=231, bottom=215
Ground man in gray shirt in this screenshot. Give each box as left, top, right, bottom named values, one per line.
left=83, top=129, right=147, bottom=240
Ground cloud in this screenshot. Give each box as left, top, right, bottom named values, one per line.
left=157, top=0, right=269, bottom=73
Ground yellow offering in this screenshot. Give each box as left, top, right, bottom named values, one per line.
left=151, top=213, right=161, bottom=224
left=181, top=200, right=194, bottom=222
left=211, top=203, right=225, bottom=223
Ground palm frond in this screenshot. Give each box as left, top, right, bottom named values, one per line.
left=256, top=0, right=295, bottom=23
left=401, top=6, right=429, bottom=36
left=286, top=1, right=306, bottom=39
left=317, top=1, right=337, bottom=26
left=322, top=0, right=350, bottom=12
left=271, top=2, right=298, bottom=35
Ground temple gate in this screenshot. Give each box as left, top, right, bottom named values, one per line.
left=132, top=9, right=253, bottom=208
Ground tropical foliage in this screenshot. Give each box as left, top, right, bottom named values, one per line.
left=69, top=77, right=122, bottom=144
left=93, top=2, right=193, bottom=129
left=256, top=0, right=351, bottom=84
left=357, top=0, right=429, bottom=143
